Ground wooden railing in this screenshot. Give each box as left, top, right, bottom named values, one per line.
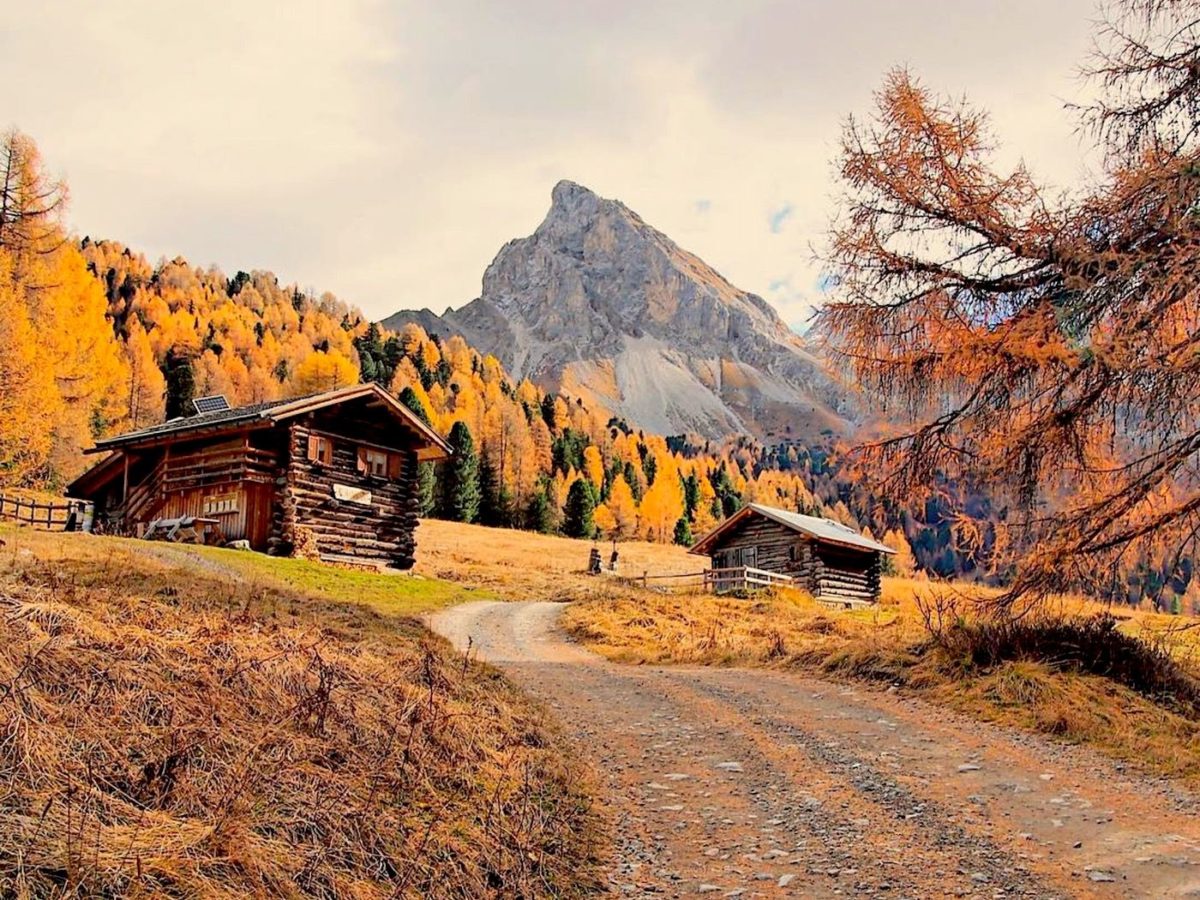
left=704, top=566, right=794, bottom=594
left=0, top=494, right=92, bottom=531
left=124, top=457, right=168, bottom=524
left=161, top=446, right=276, bottom=492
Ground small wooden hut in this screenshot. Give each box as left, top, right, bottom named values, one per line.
left=67, top=384, right=451, bottom=569
left=690, top=503, right=894, bottom=604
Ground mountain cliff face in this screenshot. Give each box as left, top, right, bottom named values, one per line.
left=383, top=180, right=854, bottom=440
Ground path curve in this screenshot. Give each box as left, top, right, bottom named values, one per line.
left=427, top=600, right=1200, bottom=899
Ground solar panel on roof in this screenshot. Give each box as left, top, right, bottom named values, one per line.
left=192, top=395, right=231, bottom=414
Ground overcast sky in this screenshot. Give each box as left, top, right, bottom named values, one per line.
left=8, top=1, right=1100, bottom=329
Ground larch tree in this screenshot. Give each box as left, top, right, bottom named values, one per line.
left=593, top=502, right=617, bottom=537
left=583, top=444, right=605, bottom=490
left=603, top=473, right=639, bottom=540
left=124, top=315, right=166, bottom=428
left=0, top=249, right=56, bottom=484
left=820, top=0, right=1200, bottom=606
left=288, top=348, right=358, bottom=395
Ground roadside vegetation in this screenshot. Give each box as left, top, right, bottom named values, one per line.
left=0, top=524, right=602, bottom=898
left=559, top=562, right=1200, bottom=782
left=411, top=520, right=1200, bottom=783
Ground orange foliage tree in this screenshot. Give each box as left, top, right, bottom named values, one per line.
left=820, top=0, right=1200, bottom=604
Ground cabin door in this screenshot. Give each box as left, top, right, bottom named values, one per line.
left=742, top=547, right=757, bottom=570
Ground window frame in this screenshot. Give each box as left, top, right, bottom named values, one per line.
left=307, top=433, right=334, bottom=466
left=364, top=447, right=390, bottom=478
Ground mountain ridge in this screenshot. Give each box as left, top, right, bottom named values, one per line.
left=383, top=180, right=854, bottom=440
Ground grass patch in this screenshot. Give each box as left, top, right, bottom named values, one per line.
left=191, top=543, right=498, bottom=615
left=0, top=526, right=602, bottom=898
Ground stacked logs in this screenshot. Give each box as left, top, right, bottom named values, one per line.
left=275, top=421, right=418, bottom=569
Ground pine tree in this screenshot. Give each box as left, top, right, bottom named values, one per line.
left=682, top=471, right=700, bottom=522
left=673, top=516, right=693, bottom=546
left=478, top=451, right=513, bottom=526
left=524, top=479, right=557, bottom=533
left=563, top=478, right=596, bottom=539
left=396, top=386, right=439, bottom=515
left=444, top=421, right=481, bottom=523
left=164, top=349, right=196, bottom=419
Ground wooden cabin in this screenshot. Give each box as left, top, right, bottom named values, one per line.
left=690, top=503, right=894, bottom=605
left=66, top=384, right=451, bottom=570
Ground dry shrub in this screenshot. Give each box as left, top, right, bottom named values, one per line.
left=919, top=600, right=1200, bottom=718
left=0, top=555, right=600, bottom=899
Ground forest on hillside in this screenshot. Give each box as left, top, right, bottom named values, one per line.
left=0, top=121, right=1193, bottom=613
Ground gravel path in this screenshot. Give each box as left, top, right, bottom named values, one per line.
left=428, top=600, right=1200, bottom=898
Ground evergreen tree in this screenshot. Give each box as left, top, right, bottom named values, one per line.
left=444, top=421, right=481, bottom=524
left=563, top=478, right=596, bottom=538
left=525, top=479, right=556, bottom=533
left=673, top=516, right=693, bottom=546
left=551, top=428, right=588, bottom=474
left=682, top=471, right=700, bottom=521
left=398, top=386, right=431, bottom=425
left=540, top=393, right=557, bottom=427
left=397, top=386, right=438, bottom=514
left=478, top=451, right=513, bottom=526
left=164, top=349, right=195, bottom=419
left=623, top=460, right=643, bottom=501
left=418, top=461, right=438, bottom=516
left=642, top=450, right=658, bottom=486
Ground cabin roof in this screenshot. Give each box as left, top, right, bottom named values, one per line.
left=88, top=383, right=452, bottom=457
left=689, top=502, right=896, bottom=557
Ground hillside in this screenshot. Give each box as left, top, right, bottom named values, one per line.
left=384, top=180, right=854, bottom=442
left=0, top=524, right=601, bottom=898
left=2, top=125, right=1190, bottom=608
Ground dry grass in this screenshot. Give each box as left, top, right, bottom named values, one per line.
left=564, top=576, right=1200, bottom=783
left=0, top=526, right=602, bottom=898
left=415, top=518, right=702, bottom=601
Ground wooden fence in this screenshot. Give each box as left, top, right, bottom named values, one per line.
left=619, top=566, right=795, bottom=595
left=703, top=566, right=794, bottom=594
left=628, top=569, right=709, bottom=591
left=0, top=494, right=93, bottom=531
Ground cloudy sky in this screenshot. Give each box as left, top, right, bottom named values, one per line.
left=8, top=1, right=1100, bottom=329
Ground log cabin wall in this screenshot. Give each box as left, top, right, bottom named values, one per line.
left=278, top=408, right=421, bottom=569
left=706, top=512, right=882, bottom=603
left=710, top=516, right=802, bottom=575
left=812, top=544, right=880, bottom=604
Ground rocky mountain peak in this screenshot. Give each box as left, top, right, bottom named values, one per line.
left=383, top=182, right=855, bottom=441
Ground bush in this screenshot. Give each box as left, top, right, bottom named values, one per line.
left=925, top=609, right=1200, bottom=717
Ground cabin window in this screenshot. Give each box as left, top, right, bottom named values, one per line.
left=364, top=448, right=389, bottom=478
left=307, top=434, right=334, bottom=465
left=718, top=547, right=757, bottom=568
left=357, top=446, right=403, bottom=480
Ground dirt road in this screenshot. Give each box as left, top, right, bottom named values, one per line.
left=427, top=601, right=1200, bottom=898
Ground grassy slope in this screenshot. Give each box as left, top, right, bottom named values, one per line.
left=0, top=524, right=601, bottom=898
left=413, top=517, right=703, bottom=600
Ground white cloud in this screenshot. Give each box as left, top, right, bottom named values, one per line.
left=6, top=0, right=1099, bottom=325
